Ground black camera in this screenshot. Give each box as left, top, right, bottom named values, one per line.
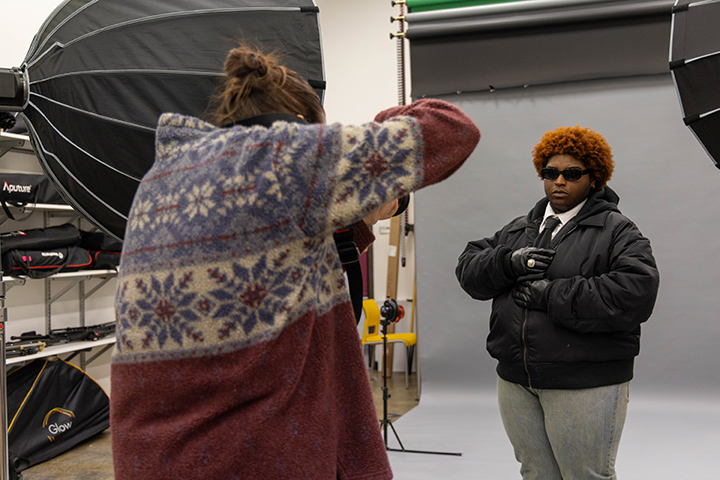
left=0, top=67, right=27, bottom=112
left=380, top=298, right=404, bottom=324
left=393, top=194, right=409, bottom=217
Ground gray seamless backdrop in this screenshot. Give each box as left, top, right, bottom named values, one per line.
left=414, top=73, right=720, bottom=400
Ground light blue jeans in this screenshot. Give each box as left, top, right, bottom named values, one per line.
left=497, top=376, right=629, bottom=480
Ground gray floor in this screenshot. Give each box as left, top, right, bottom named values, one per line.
left=20, top=429, right=114, bottom=480
left=18, top=379, right=720, bottom=479
left=387, top=386, right=720, bottom=479
left=18, top=370, right=419, bottom=479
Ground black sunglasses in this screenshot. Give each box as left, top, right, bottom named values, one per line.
left=540, top=167, right=590, bottom=181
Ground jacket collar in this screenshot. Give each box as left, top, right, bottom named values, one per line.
left=528, top=187, right=620, bottom=222
left=517, top=187, right=621, bottom=235
left=575, top=186, right=621, bottom=224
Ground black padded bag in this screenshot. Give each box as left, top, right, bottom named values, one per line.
left=0, top=224, right=80, bottom=254
left=0, top=174, right=65, bottom=221
left=2, top=247, right=91, bottom=278
left=79, top=230, right=122, bottom=252
left=7, top=359, right=109, bottom=475
left=0, top=174, right=64, bottom=205
left=89, top=250, right=121, bottom=269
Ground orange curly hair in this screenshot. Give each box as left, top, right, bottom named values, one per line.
left=531, top=126, right=614, bottom=189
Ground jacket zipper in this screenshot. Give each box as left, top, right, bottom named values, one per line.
left=521, top=223, right=577, bottom=388
left=522, top=308, right=532, bottom=388
left=556, top=224, right=576, bottom=245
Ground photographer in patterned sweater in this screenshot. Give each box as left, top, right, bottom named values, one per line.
left=110, top=44, right=480, bottom=479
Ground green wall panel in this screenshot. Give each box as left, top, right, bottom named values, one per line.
left=407, top=0, right=527, bottom=13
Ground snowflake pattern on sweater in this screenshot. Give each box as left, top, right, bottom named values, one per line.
left=115, top=114, right=420, bottom=362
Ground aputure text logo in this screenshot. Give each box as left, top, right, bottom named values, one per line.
left=3, top=181, right=32, bottom=194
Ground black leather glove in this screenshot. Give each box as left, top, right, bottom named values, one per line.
left=506, top=247, right=555, bottom=278
left=512, top=279, right=552, bottom=311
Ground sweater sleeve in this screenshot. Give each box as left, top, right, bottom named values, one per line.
left=290, top=98, right=480, bottom=238
left=373, top=99, right=481, bottom=188
left=351, top=220, right=375, bottom=254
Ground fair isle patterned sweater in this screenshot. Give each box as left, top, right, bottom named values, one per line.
left=110, top=99, right=480, bottom=479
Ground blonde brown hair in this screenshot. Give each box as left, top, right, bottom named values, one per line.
left=210, top=44, right=325, bottom=126
left=532, top=126, right=614, bottom=189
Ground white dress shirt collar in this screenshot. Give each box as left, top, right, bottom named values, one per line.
left=541, top=199, right=587, bottom=234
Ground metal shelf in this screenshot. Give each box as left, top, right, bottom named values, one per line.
left=0, top=137, right=118, bottom=478
left=0, top=132, right=33, bottom=159
left=1, top=269, right=118, bottom=362
left=5, top=336, right=115, bottom=366
left=2, top=269, right=116, bottom=284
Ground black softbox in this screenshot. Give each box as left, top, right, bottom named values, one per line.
left=6, top=359, right=109, bottom=474
left=670, top=0, right=720, bottom=167
left=0, top=0, right=324, bottom=240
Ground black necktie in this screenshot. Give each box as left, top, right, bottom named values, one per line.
left=535, top=216, right=560, bottom=248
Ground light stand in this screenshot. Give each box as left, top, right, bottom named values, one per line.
left=0, top=240, right=18, bottom=480
left=378, top=299, right=461, bottom=456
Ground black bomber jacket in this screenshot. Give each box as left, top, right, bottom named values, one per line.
left=456, top=187, right=660, bottom=389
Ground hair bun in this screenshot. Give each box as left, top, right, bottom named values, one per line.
left=226, top=47, right=275, bottom=80
left=211, top=42, right=325, bottom=126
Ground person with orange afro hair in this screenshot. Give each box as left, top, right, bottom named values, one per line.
left=531, top=125, right=614, bottom=191
left=456, top=125, right=659, bottom=479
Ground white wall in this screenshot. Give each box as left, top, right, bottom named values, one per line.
left=3, top=1, right=61, bottom=67
left=315, top=0, right=417, bottom=371
left=1, top=0, right=417, bottom=384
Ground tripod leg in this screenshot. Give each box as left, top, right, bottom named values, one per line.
left=388, top=420, right=405, bottom=451
left=378, top=304, right=461, bottom=457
